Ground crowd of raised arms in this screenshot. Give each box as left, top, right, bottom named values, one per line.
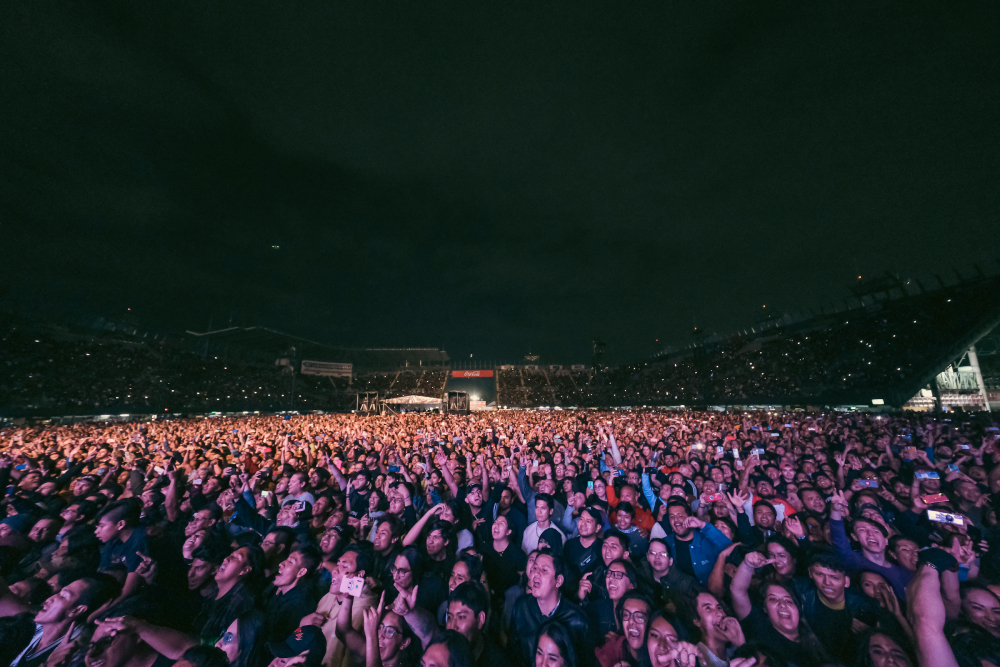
left=1, top=411, right=1000, bottom=667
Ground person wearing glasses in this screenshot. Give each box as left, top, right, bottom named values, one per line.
left=595, top=592, right=652, bottom=667
left=585, top=560, right=637, bottom=639
left=636, top=539, right=697, bottom=607
left=341, top=592, right=422, bottom=667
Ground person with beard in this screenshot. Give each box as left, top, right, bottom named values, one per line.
left=508, top=549, right=594, bottom=667
left=303, top=545, right=377, bottom=667
left=260, top=528, right=296, bottom=580
left=651, top=500, right=731, bottom=586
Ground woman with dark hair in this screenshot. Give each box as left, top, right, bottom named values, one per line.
left=215, top=610, right=267, bottom=667
left=586, top=559, right=638, bottom=638
left=854, top=629, right=914, bottom=667
left=763, top=535, right=801, bottom=582
left=534, top=620, right=578, bottom=667
left=731, top=551, right=830, bottom=667
left=642, top=610, right=699, bottom=667
left=348, top=594, right=422, bottom=667
left=391, top=546, right=447, bottom=614
left=595, top=592, right=653, bottom=667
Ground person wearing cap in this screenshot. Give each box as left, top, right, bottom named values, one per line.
left=262, top=544, right=322, bottom=642
left=267, top=625, right=327, bottom=667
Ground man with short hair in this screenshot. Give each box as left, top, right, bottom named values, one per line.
left=562, top=507, right=603, bottom=584
left=792, top=552, right=885, bottom=664
left=305, top=545, right=378, bottom=667
left=94, top=498, right=149, bottom=605
left=11, top=577, right=116, bottom=667
left=829, top=490, right=911, bottom=600
left=521, top=494, right=565, bottom=553
left=613, top=502, right=648, bottom=557
left=422, top=629, right=474, bottom=667
left=509, top=549, right=595, bottom=667
left=261, top=527, right=296, bottom=578
left=445, top=582, right=505, bottom=667
left=264, top=545, right=322, bottom=641
left=651, top=500, right=730, bottom=585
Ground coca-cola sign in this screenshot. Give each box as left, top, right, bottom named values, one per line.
left=451, top=370, right=494, bottom=377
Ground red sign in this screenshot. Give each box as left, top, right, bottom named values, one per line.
left=451, top=370, right=494, bottom=377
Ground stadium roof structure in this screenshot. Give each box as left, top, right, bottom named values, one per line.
left=185, top=326, right=449, bottom=369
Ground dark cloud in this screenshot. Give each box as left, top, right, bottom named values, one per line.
left=2, top=2, right=998, bottom=364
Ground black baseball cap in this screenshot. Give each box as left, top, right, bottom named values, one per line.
left=268, top=626, right=326, bottom=666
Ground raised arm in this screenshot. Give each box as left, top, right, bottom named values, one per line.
left=335, top=590, right=368, bottom=659
left=436, top=453, right=460, bottom=499
left=907, top=565, right=959, bottom=667
left=402, top=504, right=444, bottom=547
left=731, top=551, right=771, bottom=620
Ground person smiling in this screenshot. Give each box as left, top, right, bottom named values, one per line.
left=730, top=551, right=829, bottom=667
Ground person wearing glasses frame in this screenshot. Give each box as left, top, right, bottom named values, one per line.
left=595, top=592, right=653, bottom=667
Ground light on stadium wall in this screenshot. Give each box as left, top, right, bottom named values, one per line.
left=872, top=399, right=885, bottom=405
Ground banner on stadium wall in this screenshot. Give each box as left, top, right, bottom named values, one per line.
left=301, top=360, right=353, bottom=378
left=451, top=370, right=494, bottom=377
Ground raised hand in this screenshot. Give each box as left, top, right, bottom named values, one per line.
left=727, top=489, right=750, bottom=509
left=684, top=516, right=705, bottom=531
left=135, top=552, right=158, bottom=585
left=742, top=551, right=773, bottom=570
left=578, top=572, right=593, bottom=600
left=392, top=584, right=418, bottom=616
left=783, top=515, right=805, bottom=539
left=717, top=616, right=745, bottom=646
left=830, top=489, right=849, bottom=515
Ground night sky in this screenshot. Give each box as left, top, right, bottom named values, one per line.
left=2, top=2, right=998, bottom=366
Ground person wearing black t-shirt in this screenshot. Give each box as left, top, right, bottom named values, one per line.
left=481, top=514, right=526, bottom=601
left=731, top=551, right=830, bottom=667
left=563, top=507, right=603, bottom=587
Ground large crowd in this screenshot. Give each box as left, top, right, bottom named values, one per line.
left=0, top=409, right=999, bottom=667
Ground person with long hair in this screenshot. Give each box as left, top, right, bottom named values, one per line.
left=730, top=551, right=830, bottom=667
left=642, top=611, right=700, bottom=667
left=534, top=621, right=578, bottom=667
left=855, top=629, right=914, bottom=667
left=595, top=592, right=652, bottom=667
left=215, top=610, right=268, bottom=667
